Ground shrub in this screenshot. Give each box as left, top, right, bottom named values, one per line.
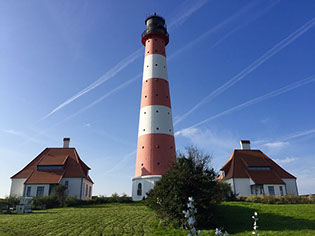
left=33, top=196, right=60, bottom=209
left=5, top=195, right=20, bottom=208
left=145, top=146, right=232, bottom=228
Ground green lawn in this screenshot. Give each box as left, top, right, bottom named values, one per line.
left=0, top=202, right=314, bottom=235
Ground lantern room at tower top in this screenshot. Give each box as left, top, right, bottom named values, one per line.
left=141, top=13, right=169, bottom=46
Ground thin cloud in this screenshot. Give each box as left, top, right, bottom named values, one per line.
left=3, top=129, right=43, bottom=144
left=263, top=141, right=289, bottom=149
left=273, top=157, right=298, bottom=165
left=174, top=16, right=315, bottom=125
left=178, top=74, right=315, bottom=131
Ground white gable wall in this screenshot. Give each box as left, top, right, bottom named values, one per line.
left=60, top=178, right=83, bottom=199
left=81, top=178, right=93, bottom=200
left=10, top=178, right=27, bottom=196
left=282, top=178, right=298, bottom=195
left=233, top=178, right=251, bottom=196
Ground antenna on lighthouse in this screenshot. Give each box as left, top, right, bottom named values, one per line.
left=132, top=14, right=176, bottom=201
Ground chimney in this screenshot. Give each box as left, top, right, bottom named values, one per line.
left=63, top=138, right=70, bottom=148
left=240, top=140, right=251, bottom=150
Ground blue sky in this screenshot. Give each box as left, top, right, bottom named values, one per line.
left=1, top=0, right=314, bottom=198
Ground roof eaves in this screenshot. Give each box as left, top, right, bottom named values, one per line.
left=11, top=148, right=48, bottom=179
left=220, top=150, right=235, bottom=171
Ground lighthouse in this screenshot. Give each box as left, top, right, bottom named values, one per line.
left=132, top=14, right=176, bottom=201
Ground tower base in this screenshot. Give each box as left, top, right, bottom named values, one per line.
left=131, top=175, right=161, bottom=201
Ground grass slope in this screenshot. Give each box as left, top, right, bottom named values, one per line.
left=0, top=202, right=314, bottom=235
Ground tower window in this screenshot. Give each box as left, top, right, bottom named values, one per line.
left=145, top=95, right=147, bottom=98
left=155, top=39, right=157, bottom=41
left=142, top=146, right=144, bottom=149
left=147, top=51, right=149, bottom=53
left=155, top=50, right=157, bottom=52
left=169, top=129, right=171, bottom=131
left=146, top=80, right=148, bottom=82
left=156, top=127, right=159, bottom=130
left=147, top=65, right=149, bottom=68
left=156, top=145, right=160, bottom=148
left=171, top=146, right=173, bottom=149
left=144, top=112, right=146, bottom=114
left=143, top=129, right=145, bottom=131
left=164, top=66, right=166, bottom=68
left=137, top=183, right=142, bottom=196
left=168, top=112, right=170, bottom=114
left=148, top=40, right=150, bottom=42
left=155, top=64, right=158, bottom=66
left=156, top=94, right=158, bottom=96
left=157, top=162, right=160, bottom=165
left=156, top=110, right=158, bottom=113
left=141, top=163, right=143, bottom=166
left=166, top=96, right=169, bottom=98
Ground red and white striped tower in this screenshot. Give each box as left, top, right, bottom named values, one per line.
left=132, top=14, right=176, bottom=201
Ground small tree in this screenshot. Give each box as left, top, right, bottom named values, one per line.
left=145, top=146, right=231, bottom=227
left=51, top=184, right=68, bottom=207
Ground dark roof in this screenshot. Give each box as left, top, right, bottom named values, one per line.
left=219, top=149, right=295, bottom=184
left=12, top=148, right=93, bottom=184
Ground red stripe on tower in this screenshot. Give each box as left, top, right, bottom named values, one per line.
left=132, top=14, right=176, bottom=201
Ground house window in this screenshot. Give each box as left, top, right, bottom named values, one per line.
left=268, top=186, right=275, bottom=196
left=65, top=181, right=69, bottom=188
left=89, top=186, right=92, bottom=198
left=137, top=183, right=142, bottom=196
left=26, top=186, right=31, bottom=197
left=86, top=185, right=88, bottom=196
left=279, top=186, right=284, bottom=196
left=36, top=186, right=45, bottom=196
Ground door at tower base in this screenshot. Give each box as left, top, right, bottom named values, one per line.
left=132, top=175, right=161, bottom=201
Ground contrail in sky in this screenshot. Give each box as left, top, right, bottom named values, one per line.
left=254, top=128, right=315, bottom=147
left=41, top=48, right=143, bottom=120
left=168, top=0, right=209, bottom=30
left=175, top=74, right=315, bottom=135
left=68, top=1, right=267, bottom=123
left=40, top=0, right=207, bottom=121
left=174, top=16, right=315, bottom=125
left=209, top=0, right=280, bottom=50
left=168, top=0, right=260, bottom=61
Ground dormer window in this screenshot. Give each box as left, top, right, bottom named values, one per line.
left=248, top=166, right=270, bottom=171
left=37, top=165, right=63, bottom=170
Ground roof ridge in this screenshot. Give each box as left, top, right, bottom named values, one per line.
left=72, top=148, right=87, bottom=177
